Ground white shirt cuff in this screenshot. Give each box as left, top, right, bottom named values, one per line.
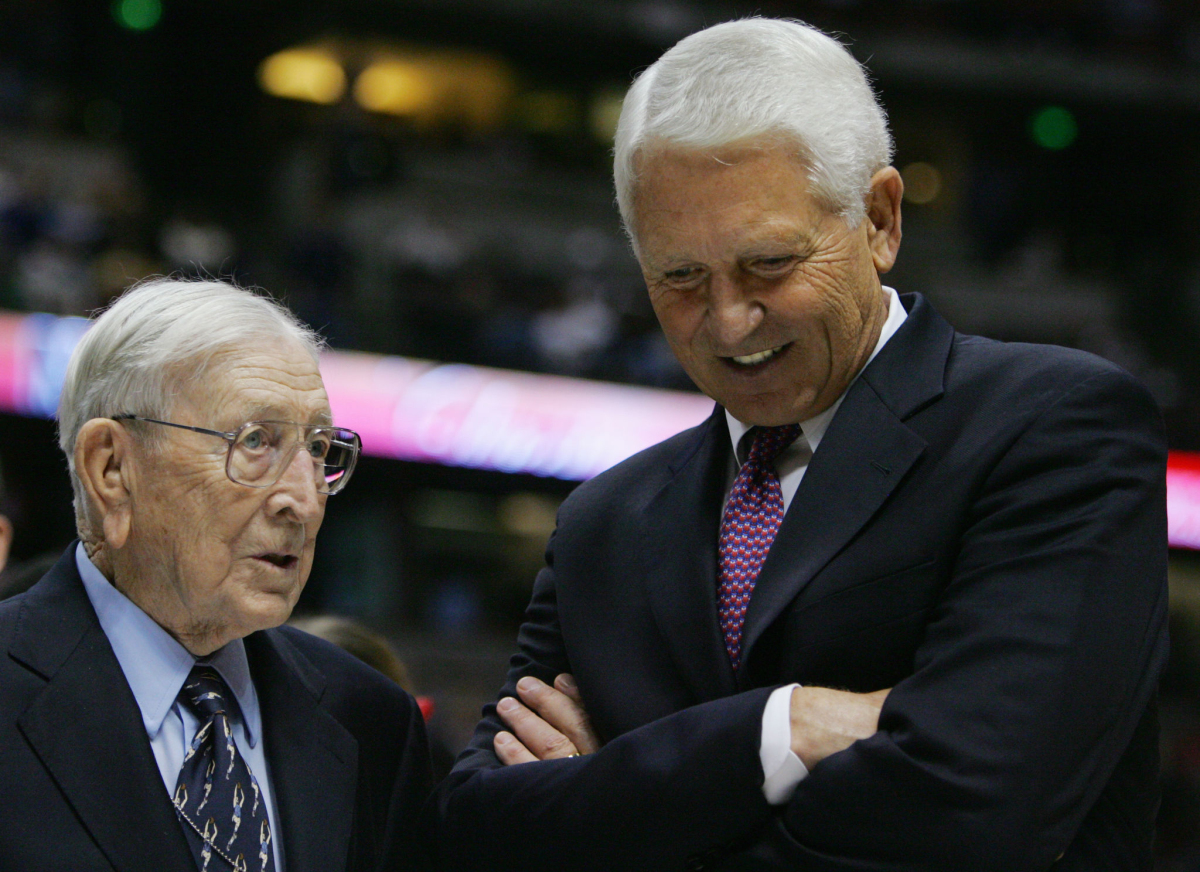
left=760, top=683, right=808, bottom=805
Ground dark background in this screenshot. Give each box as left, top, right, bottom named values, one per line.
left=3, top=0, right=1200, bottom=865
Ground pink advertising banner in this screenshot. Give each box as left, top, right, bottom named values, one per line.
left=318, top=351, right=714, bottom=480
left=0, top=308, right=1195, bottom=548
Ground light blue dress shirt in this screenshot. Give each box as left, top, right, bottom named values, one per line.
left=76, top=543, right=285, bottom=871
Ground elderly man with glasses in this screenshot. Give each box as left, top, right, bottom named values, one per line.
left=0, top=279, right=432, bottom=872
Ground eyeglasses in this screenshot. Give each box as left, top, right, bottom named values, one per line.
left=113, top=415, right=361, bottom=495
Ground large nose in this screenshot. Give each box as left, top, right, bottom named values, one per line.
left=269, top=445, right=325, bottom=524
left=706, top=272, right=763, bottom=350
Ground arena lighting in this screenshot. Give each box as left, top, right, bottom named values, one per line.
left=258, top=48, right=347, bottom=106
left=589, top=89, right=625, bottom=143
left=260, top=40, right=515, bottom=130
left=113, top=0, right=162, bottom=31
left=354, top=50, right=516, bottom=130
left=515, top=91, right=580, bottom=135
left=901, top=162, right=943, bottom=205
left=353, top=60, right=436, bottom=116
left=5, top=308, right=1199, bottom=542
left=1030, top=105, right=1078, bottom=150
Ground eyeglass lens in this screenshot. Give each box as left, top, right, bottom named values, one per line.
left=228, top=422, right=360, bottom=494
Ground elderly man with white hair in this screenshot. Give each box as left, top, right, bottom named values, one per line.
left=0, top=279, right=432, bottom=871
left=433, top=17, right=1168, bottom=872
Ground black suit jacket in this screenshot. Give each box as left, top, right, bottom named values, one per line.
left=434, top=294, right=1169, bottom=871
left=0, top=547, right=433, bottom=871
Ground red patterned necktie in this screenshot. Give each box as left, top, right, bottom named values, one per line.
left=718, top=424, right=802, bottom=670
left=173, top=666, right=275, bottom=872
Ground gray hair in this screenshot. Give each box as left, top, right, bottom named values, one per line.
left=58, top=277, right=324, bottom=534
left=613, top=17, right=893, bottom=238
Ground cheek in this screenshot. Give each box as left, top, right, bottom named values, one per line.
left=192, top=502, right=268, bottom=579
left=651, top=295, right=705, bottom=351
left=791, top=262, right=869, bottom=335
left=184, top=534, right=241, bottom=595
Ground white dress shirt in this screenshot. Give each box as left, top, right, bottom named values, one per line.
left=723, top=287, right=908, bottom=804
left=76, top=543, right=286, bottom=870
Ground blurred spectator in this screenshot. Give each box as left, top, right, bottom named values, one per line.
left=290, top=613, right=416, bottom=690
left=158, top=213, right=236, bottom=274
left=290, top=613, right=455, bottom=780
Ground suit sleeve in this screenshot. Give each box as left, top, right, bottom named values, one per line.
left=756, top=367, right=1169, bottom=870
left=430, top=528, right=780, bottom=872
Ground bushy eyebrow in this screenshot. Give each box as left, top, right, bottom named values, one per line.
left=645, top=230, right=816, bottom=272
left=239, top=404, right=334, bottom=426
left=744, top=228, right=816, bottom=251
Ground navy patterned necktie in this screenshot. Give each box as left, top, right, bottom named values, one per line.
left=717, top=424, right=802, bottom=670
left=173, top=666, right=275, bottom=872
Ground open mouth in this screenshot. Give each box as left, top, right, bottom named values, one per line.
left=727, top=343, right=788, bottom=367
left=256, top=553, right=299, bottom=570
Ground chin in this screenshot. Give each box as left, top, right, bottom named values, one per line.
left=723, top=398, right=808, bottom=427
left=236, top=588, right=301, bottom=633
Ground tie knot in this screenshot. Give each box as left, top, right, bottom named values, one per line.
left=746, top=424, right=801, bottom=466
left=180, top=665, right=231, bottom=720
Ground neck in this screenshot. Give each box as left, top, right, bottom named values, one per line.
left=84, top=538, right=114, bottom=580
left=102, top=547, right=230, bottom=657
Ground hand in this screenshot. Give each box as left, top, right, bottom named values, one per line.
left=789, top=686, right=890, bottom=770
left=493, top=674, right=602, bottom=766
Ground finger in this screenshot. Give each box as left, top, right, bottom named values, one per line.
left=493, top=730, right=539, bottom=766
left=553, top=674, right=602, bottom=754
left=554, top=673, right=584, bottom=703
left=496, top=695, right=579, bottom=760
left=517, top=676, right=601, bottom=755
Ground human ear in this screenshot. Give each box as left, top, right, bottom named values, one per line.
left=865, top=166, right=903, bottom=274
left=74, top=419, right=134, bottom=550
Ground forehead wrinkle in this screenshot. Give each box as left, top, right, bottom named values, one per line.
left=203, top=361, right=331, bottom=430
left=230, top=396, right=333, bottom=427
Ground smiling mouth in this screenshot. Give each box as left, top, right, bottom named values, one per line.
left=256, top=553, right=299, bottom=570
left=728, top=344, right=788, bottom=367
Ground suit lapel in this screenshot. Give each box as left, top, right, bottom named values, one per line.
left=739, top=294, right=954, bottom=676
left=12, top=549, right=194, bottom=872
left=641, top=406, right=738, bottom=701
left=248, top=630, right=358, bottom=872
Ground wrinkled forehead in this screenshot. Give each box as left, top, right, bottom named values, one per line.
left=167, top=337, right=331, bottom=428
left=627, top=137, right=826, bottom=229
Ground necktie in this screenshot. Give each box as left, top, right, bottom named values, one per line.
left=718, top=424, right=801, bottom=670
left=173, top=666, right=275, bottom=872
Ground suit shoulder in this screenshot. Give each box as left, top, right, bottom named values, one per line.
left=949, top=333, right=1155, bottom=406
left=559, top=412, right=715, bottom=513
left=0, top=593, right=21, bottom=650
left=270, top=625, right=419, bottom=717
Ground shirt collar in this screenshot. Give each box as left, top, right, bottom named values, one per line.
left=726, top=285, right=908, bottom=458
left=75, top=543, right=263, bottom=747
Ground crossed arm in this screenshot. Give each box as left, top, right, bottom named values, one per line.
left=493, top=674, right=888, bottom=774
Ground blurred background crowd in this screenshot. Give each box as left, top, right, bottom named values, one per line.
left=3, top=0, right=1200, bottom=866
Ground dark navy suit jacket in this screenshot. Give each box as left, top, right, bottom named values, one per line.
left=434, top=294, right=1169, bottom=871
left=0, top=548, right=433, bottom=871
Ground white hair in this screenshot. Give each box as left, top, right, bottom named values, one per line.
left=613, top=17, right=893, bottom=238
left=57, top=277, right=324, bottom=533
